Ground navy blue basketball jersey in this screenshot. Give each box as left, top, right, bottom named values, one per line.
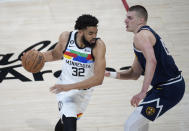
left=134, top=25, right=181, bottom=86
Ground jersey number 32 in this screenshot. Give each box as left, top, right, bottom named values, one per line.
left=72, top=67, right=85, bottom=76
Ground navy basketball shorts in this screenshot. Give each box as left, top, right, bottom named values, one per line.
left=139, top=76, right=185, bottom=121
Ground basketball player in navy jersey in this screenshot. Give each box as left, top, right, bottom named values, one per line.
left=105, top=5, right=185, bottom=131
left=42, top=14, right=106, bottom=131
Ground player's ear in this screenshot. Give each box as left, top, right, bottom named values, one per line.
left=78, top=29, right=84, bottom=35
left=139, top=17, right=145, bottom=24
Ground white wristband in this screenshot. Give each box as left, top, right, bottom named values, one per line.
left=109, top=72, right=117, bottom=78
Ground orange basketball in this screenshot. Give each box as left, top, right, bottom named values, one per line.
left=22, top=50, right=45, bottom=73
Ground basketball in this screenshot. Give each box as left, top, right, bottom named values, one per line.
left=22, top=50, right=45, bottom=73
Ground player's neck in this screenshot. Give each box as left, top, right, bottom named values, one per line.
left=134, top=24, right=146, bottom=34
left=76, top=35, right=85, bottom=48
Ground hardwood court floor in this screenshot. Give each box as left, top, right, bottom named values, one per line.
left=0, top=0, right=189, bottom=131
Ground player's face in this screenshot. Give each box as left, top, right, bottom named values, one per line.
left=83, top=26, right=98, bottom=45
left=125, top=11, right=141, bottom=32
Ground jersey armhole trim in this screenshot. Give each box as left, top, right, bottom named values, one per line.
left=63, top=31, right=72, bottom=54
left=91, top=38, right=101, bottom=61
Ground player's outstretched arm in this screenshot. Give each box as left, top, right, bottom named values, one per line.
left=118, top=56, right=143, bottom=80
left=105, top=56, right=143, bottom=80
left=43, top=31, right=69, bottom=62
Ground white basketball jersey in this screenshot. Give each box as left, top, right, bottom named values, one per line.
left=57, top=30, right=95, bottom=84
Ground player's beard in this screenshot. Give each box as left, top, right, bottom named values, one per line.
left=82, top=36, right=96, bottom=47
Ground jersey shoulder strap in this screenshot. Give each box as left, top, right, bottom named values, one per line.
left=63, top=31, right=77, bottom=53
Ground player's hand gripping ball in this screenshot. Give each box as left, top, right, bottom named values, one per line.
left=21, top=50, right=45, bottom=73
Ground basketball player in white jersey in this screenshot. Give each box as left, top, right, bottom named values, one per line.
left=42, top=14, right=106, bottom=131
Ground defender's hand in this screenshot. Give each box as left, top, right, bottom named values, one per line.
left=130, top=91, right=146, bottom=107
left=104, top=71, right=111, bottom=77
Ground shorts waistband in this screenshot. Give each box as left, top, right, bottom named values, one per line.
left=158, top=75, right=182, bottom=87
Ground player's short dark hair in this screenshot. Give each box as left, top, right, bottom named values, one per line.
left=74, top=14, right=99, bottom=30
left=129, top=5, right=148, bottom=22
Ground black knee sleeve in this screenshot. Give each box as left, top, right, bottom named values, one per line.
left=55, top=119, right=64, bottom=131
left=55, top=115, right=77, bottom=131
left=62, top=115, right=77, bottom=131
